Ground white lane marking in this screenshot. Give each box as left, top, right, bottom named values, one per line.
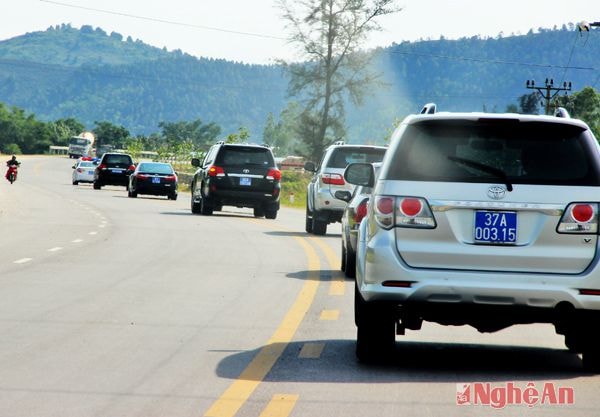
left=48, top=247, right=63, bottom=252
left=14, top=258, right=33, bottom=264
left=88, top=231, right=98, bottom=235
left=72, top=239, right=83, bottom=243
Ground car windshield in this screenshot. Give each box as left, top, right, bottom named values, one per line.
left=386, top=119, right=600, bottom=186
left=326, top=147, right=386, bottom=169
left=104, top=155, right=132, bottom=165
left=138, top=163, right=174, bottom=174
left=217, top=147, right=274, bottom=166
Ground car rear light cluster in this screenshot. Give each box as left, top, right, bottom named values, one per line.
left=321, top=173, right=345, bottom=185
left=128, top=165, right=136, bottom=171
left=353, top=199, right=369, bottom=223
left=557, top=203, right=598, bottom=234
left=164, top=175, right=177, bottom=182
left=374, top=195, right=436, bottom=230
left=98, top=164, right=107, bottom=170
left=208, top=166, right=226, bottom=177
left=137, top=174, right=149, bottom=180
left=266, top=168, right=281, bottom=181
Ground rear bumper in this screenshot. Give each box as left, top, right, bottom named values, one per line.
left=136, top=182, right=177, bottom=196
left=204, top=188, right=280, bottom=209
left=357, top=226, right=600, bottom=313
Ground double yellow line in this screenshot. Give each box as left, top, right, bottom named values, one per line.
left=204, top=234, right=341, bottom=417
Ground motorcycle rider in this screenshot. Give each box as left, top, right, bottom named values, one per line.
left=5, top=155, right=21, bottom=181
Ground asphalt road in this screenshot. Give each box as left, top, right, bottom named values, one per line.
left=0, top=155, right=598, bottom=417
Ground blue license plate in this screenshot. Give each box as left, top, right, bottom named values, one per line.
left=152, top=177, right=161, bottom=184
left=240, top=177, right=251, bottom=186
left=474, top=211, right=517, bottom=244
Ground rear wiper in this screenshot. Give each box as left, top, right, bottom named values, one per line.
left=447, top=156, right=513, bottom=192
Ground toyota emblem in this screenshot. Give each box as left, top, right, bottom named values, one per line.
left=487, top=185, right=506, bottom=200
left=243, top=169, right=250, bottom=174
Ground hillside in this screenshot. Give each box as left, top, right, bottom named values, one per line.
left=0, top=23, right=599, bottom=143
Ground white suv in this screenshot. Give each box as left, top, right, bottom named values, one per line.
left=350, top=104, right=600, bottom=371
left=304, top=142, right=386, bottom=235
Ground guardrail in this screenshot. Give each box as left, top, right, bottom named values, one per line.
left=49, top=146, right=68, bottom=155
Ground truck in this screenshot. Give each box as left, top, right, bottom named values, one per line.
left=68, top=132, right=95, bottom=159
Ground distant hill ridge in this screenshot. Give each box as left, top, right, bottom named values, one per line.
left=0, top=23, right=597, bottom=142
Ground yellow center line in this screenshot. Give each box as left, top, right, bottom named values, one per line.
left=203, top=236, right=321, bottom=417
left=259, top=394, right=299, bottom=417
left=308, top=237, right=345, bottom=296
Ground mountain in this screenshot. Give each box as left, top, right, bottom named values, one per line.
left=0, top=23, right=598, bottom=143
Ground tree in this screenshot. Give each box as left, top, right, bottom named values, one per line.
left=555, top=87, right=600, bottom=138
left=93, top=121, right=130, bottom=150
left=518, top=93, right=540, bottom=114
left=158, top=119, right=221, bottom=150
left=278, top=0, right=400, bottom=162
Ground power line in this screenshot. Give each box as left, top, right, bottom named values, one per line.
left=39, top=0, right=287, bottom=40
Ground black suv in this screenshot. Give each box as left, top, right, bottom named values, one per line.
left=93, top=152, right=135, bottom=190
left=190, top=143, right=281, bottom=218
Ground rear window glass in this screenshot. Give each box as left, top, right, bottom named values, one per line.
left=78, top=161, right=95, bottom=168
left=325, top=147, right=386, bottom=169
left=386, top=120, right=600, bottom=186
left=104, top=154, right=132, bottom=165
left=138, top=163, right=173, bottom=174
left=217, top=146, right=274, bottom=166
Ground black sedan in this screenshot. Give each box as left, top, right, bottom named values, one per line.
left=128, top=162, right=178, bottom=200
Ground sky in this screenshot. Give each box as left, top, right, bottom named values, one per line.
left=0, top=0, right=597, bottom=64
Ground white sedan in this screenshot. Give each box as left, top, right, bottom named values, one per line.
left=72, top=160, right=97, bottom=185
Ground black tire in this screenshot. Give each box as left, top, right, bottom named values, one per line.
left=253, top=206, right=265, bottom=218
left=341, top=241, right=347, bottom=272
left=200, top=197, right=213, bottom=215
left=265, top=208, right=278, bottom=219
left=345, top=244, right=356, bottom=278
left=93, top=181, right=101, bottom=190
left=168, top=192, right=178, bottom=201
left=214, top=204, right=223, bottom=212
left=72, top=180, right=78, bottom=185
left=9, top=173, right=15, bottom=184
left=305, top=201, right=313, bottom=233
left=128, top=189, right=137, bottom=198
left=312, top=216, right=327, bottom=235
left=355, top=285, right=395, bottom=363
left=191, top=193, right=201, bottom=213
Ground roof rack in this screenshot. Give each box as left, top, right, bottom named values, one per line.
left=215, top=140, right=225, bottom=145
left=420, top=103, right=437, bottom=114
left=333, top=140, right=345, bottom=146
left=554, top=107, right=570, bottom=118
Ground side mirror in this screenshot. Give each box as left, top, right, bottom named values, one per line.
left=72, top=165, right=76, bottom=169
left=191, top=158, right=200, bottom=167
left=334, top=190, right=352, bottom=202
left=304, top=161, right=316, bottom=172
left=344, top=163, right=374, bottom=187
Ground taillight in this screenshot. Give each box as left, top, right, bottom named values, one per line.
left=208, top=166, right=225, bottom=177
left=128, top=165, right=135, bottom=171
left=321, top=173, right=345, bottom=185
left=137, top=174, right=149, bottom=180
left=353, top=199, right=369, bottom=223
left=77, top=168, right=84, bottom=173
left=400, top=198, right=422, bottom=217
left=558, top=203, right=598, bottom=234
left=396, top=197, right=435, bottom=228
left=165, top=175, right=177, bottom=182
left=373, top=196, right=436, bottom=230
left=98, top=164, right=107, bottom=170
left=374, top=196, right=395, bottom=229
left=266, top=168, right=281, bottom=181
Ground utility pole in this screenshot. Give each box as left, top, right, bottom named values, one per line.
left=525, top=79, right=572, bottom=115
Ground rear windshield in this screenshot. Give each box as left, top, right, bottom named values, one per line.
left=386, top=120, right=600, bottom=186
left=104, top=154, right=132, bottom=165
left=216, top=146, right=274, bottom=166
left=138, top=163, right=173, bottom=174
left=325, top=147, right=386, bottom=169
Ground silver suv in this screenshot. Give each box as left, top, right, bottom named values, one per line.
left=304, top=141, right=386, bottom=235
left=350, top=105, right=600, bottom=371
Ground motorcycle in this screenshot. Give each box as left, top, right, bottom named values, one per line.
left=6, top=163, right=19, bottom=184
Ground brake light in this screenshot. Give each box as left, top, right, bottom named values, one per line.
left=322, top=173, right=345, bottom=185
left=77, top=168, right=84, bottom=173
left=266, top=168, right=281, bottom=181
left=396, top=197, right=435, bottom=228
left=128, top=165, right=135, bottom=171
left=374, top=196, right=395, bottom=229
left=208, top=166, right=225, bottom=177
left=98, top=164, right=107, bottom=170
left=579, top=289, right=600, bottom=296
left=137, top=174, right=149, bottom=180
left=558, top=203, right=598, bottom=234
left=353, top=199, right=369, bottom=223
left=400, top=198, right=423, bottom=217
left=164, top=175, right=177, bottom=182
